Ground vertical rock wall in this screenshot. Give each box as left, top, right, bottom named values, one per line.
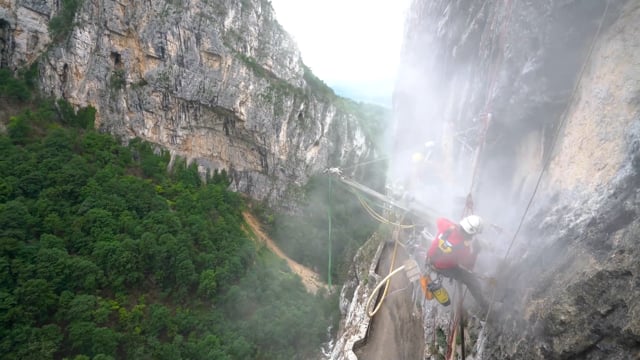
left=0, top=0, right=54, bottom=69
left=485, top=2, right=640, bottom=358
left=335, top=0, right=640, bottom=359
left=0, top=0, right=376, bottom=206
left=393, top=0, right=625, bottom=222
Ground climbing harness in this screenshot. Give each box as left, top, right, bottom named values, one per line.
left=426, top=273, right=451, bottom=306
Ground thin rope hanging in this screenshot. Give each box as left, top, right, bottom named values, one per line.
left=482, top=0, right=612, bottom=325
left=327, top=176, right=333, bottom=288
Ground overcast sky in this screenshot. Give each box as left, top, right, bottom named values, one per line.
left=270, top=0, right=410, bottom=103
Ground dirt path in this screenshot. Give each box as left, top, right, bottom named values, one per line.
left=243, top=211, right=328, bottom=294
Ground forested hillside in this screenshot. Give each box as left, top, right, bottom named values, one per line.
left=0, top=70, right=336, bottom=360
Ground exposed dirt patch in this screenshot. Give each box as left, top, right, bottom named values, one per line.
left=242, top=211, right=328, bottom=294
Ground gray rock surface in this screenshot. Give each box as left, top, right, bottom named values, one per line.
left=399, top=0, right=640, bottom=358
left=0, top=0, right=54, bottom=69
left=335, top=0, right=640, bottom=359
left=485, top=8, right=640, bottom=354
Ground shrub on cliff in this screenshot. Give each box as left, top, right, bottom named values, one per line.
left=49, top=0, right=83, bottom=43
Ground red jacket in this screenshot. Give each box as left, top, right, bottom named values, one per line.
left=427, top=218, right=476, bottom=270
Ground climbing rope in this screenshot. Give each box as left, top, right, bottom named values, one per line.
left=443, top=115, right=490, bottom=357
left=445, top=283, right=466, bottom=360
left=340, top=156, right=389, bottom=171
left=482, top=0, right=612, bottom=325
left=443, top=1, right=516, bottom=356
left=462, top=0, right=515, bottom=217
left=463, top=113, right=492, bottom=215
left=327, top=176, right=333, bottom=288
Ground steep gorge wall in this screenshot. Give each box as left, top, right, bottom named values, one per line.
left=333, top=0, right=640, bottom=359
left=0, top=0, right=374, bottom=206
left=485, top=2, right=640, bottom=358
left=396, top=0, right=640, bottom=358
left=393, top=0, right=627, bottom=219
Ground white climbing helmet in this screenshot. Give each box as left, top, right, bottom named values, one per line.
left=460, top=215, right=483, bottom=235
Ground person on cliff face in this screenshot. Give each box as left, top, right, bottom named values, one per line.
left=425, top=214, right=489, bottom=312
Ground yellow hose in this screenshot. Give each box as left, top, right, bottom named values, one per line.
left=356, top=192, right=414, bottom=229
left=365, top=265, right=406, bottom=317
left=366, top=213, right=408, bottom=317
left=346, top=186, right=416, bottom=317
left=357, top=193, right=391, bottom=223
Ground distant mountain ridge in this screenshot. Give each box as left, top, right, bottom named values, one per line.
left=330, top=82, right=393, bottom=108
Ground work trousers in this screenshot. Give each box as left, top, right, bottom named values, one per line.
left=435, top=266, right=489, bottom=312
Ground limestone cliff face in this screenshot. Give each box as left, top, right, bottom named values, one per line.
left=399, top=0, right=640, bottom=358
left=0, top=0, right=374, bottom=205
left=334, top=0, right=640, bottom=359
left=484, top=3, right=640, bottom=357
left=0, top=1, right=53, bottom=69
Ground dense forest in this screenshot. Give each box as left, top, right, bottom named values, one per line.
left=0, top=69, right=338, bottom=359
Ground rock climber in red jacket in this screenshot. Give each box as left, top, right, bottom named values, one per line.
left=426, top=215, right=489, bottom=311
